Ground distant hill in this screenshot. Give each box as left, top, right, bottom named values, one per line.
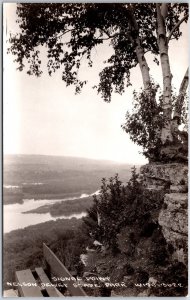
left=4, top=154, right=138, bottom=170
left=3, top=154, right=141, bottom=202
left=4, top=154, right=140, bottom=182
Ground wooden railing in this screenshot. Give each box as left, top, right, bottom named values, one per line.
left=7, top=243, right=87, bottom=297
left=43, top=243, right=87, bottom=296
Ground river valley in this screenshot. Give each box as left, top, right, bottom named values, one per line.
left=3, top=193, right=98, bottom=233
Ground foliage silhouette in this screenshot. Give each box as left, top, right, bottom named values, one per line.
left=8, top=3, right=189, bottom=156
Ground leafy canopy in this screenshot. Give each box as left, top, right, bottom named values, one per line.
left=9, top=3, right=188, bottom=101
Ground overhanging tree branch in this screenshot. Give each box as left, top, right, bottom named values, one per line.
left=56, top=29, right=74, bottom=40
left=173, top=67, right=189, bottom=124
left=167, top=14, right=189, bottom=43
left=101, top=29, right=120, bottom=40
left=8, top=3, right=189, bottom=161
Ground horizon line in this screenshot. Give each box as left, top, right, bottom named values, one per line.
left=4, top=153, right=144, bottom=165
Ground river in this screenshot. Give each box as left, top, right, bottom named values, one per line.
left=3, top=192, right=100, bottom=233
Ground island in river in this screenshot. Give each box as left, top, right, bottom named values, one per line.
left=3, top=154, right=139, bottom=292
left=22, top=196, right=94, bottom=216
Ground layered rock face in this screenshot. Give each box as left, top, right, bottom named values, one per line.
left=140, top=163, right=188, bottom=265
left=140, top=163, right=188, bottom=187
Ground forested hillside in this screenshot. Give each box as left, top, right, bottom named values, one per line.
left=4, top=155, right=134, bottom=204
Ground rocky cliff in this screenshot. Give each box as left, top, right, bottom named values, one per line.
left=82, top=163, right=188, bottom=297
left=141, top=163, right=188, bottom=265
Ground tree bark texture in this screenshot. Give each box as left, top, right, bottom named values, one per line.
left=135, top=43, right=151, bottom=91
left=129, top=9, right=151, bottom=91
left=156, top=3, right=173, bottom=143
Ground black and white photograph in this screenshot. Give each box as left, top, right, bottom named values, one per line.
left=3, top=2, right=188, bottom=297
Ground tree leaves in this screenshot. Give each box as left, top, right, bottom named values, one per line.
left=9, top=3, right=188, bottom=101
left=122, top=82, right=165, bottom=160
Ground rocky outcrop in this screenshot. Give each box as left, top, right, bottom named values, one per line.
left=140, top=163, right=188, bottom=186
left=82, top=163, right=188, bottom=297
left=158, top=193, right=188, bottom=264
left=140, top=163, right=188, bottom=265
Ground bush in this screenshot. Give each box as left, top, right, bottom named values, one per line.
left=122, top=83, right=164, bottom=161
left=122, top=83, right=188, bottom=162
left=83, top=167, right=164, bottom=253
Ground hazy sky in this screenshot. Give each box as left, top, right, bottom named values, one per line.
left=3, top=4, right=189, bottom=164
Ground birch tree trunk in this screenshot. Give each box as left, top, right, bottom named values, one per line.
left=135, top=40, right=151, bottom=91
left=156, top=3, right=173, bottom=143
left=129, top=9, right=152, bottom=92
left=129, top=8, right=158, bottom=152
